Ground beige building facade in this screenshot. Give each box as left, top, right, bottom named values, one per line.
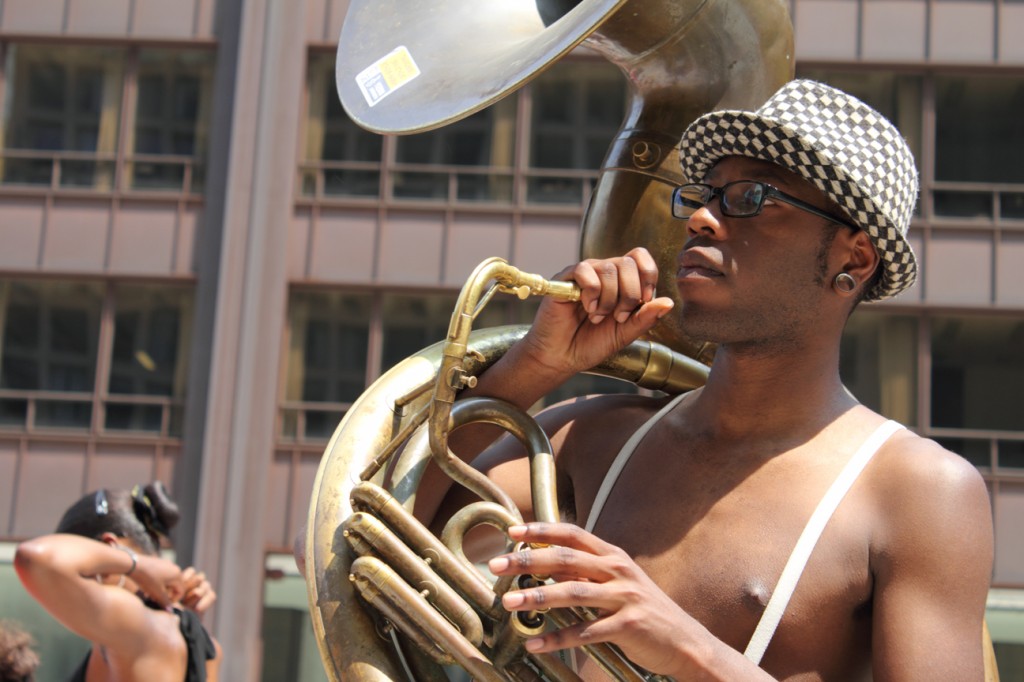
left=0, top=1, right=1022, bottom=679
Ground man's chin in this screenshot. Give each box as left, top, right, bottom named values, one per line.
left=644, top=311, right=714, bottom=361
left=677, top=310, right=724, bottom=344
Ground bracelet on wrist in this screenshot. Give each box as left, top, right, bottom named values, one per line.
left=113, top=544, right=138, bottom=576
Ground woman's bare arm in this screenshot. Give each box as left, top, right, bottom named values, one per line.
left=14, top=534, right=183, bottom=654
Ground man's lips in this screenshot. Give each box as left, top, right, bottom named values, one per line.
left=677, top=251, right=724, bottom=278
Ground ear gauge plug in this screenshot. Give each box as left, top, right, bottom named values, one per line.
left=833, top=272, right=857, bottom=294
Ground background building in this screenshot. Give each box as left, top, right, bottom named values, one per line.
left=0, top=0, right=1021, bottom=680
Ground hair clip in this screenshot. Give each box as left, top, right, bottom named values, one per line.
left=94, top=490, right=109, bottom=516
left=131, top=485, right=169, bottom=537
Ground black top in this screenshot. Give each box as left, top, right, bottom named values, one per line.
left=66, top=604, right=216, bottom=682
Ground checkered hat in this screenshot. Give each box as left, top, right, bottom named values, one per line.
left=679, top=79, right=919, bottom=301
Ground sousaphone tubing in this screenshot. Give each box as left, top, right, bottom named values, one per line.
left=308, top=2, right=795, bottom=680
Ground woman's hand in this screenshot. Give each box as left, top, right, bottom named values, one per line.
left=131, top=554, right=185, bottom=608
left=487, top=523, right=702, bottom=678
left=178, top=566, right=217, bottom=614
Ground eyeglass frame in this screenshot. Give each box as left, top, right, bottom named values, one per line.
left=671, top=180, right=860, bottom=231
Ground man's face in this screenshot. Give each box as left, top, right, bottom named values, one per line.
left=674, top=156, right=847, bottom=348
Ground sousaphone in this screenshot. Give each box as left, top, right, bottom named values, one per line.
left=307, top=1, right=795, bottom=680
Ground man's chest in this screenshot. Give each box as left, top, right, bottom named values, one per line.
left=565, top=434, right=878, bottom=660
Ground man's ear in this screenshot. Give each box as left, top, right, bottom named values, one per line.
left=835, top=228, right=879, bottom=288
left=99, top=532, right=120, bottom=546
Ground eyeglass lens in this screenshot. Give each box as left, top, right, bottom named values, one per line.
left=673, top=182, right=767, bottom=219
left=729, top=183, right=765, bottom=215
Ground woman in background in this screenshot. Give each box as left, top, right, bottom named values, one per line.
left=0, top=619, right=39, bottom=682
left=14, top=482, right=221, bottom=682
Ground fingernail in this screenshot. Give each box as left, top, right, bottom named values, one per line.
left=615, top=311, right=630, bottom=323
left=586, top=300, right=597, bottom=313
left=644, top=285, right=654, bottom=301
left=525, top=638, right=544, bottom=652
left=488, top=557, right=509, bottom=572
left=506, top=525, right=527, bottom=538
left=502, top=591, right=525, bottom=608
left=590, top=314, right=605, bottom=325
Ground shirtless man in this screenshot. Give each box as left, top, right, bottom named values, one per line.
left=422, top=80, right=995, bottom=679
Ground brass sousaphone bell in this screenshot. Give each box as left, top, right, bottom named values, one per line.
left=333, top=0, right=794, bottom=363
left=307, top=1, right=795, bottom=680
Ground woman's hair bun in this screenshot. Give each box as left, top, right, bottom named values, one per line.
left=132, top=481, right=180, bottom=537
left=146, top=481, right=180, bottom=530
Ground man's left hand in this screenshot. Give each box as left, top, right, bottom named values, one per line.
left=488, top=522, right=702, bottom=678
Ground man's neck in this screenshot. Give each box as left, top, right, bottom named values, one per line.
left=686, top=335, right=858, bottom=444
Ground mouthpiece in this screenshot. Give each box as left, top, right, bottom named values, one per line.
left=502, top=268, right=581, bottom=302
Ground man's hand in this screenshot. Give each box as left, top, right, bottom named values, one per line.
left=178, top=566, right=217, bottom=614
left=487, top=522, right=704, bottom=679
left=521, top=247, right=674, bottom=378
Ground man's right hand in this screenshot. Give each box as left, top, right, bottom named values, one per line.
left=415, top=247, right=675, bottom=529
left=520, top=247, right=675, bottom=378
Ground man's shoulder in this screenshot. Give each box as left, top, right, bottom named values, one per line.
left=535, top=391, right=675, bottom=429
left=534, top=392, right=678, bottom=467
left=874, top=426, right=986, bottom=495
left=868, top=425, right=992, bottom=552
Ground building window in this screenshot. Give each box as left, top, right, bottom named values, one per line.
left=998, top=439, right=1024, bottom=470
left=300, top=52, right=383, bottom=199
left=530, top=60, right=626, bottom=169
left=2, top=44, right=124, bottom=188
left=130, top=49, right=214, bottom=192
left=299, top=53, right=626, bottom=208
left=528, top=60, right=626, bottom=205
left=934, top=75, right=1024, bottom=218
left=0, top=281, right=102, bottom=429
left=282, top=290, right=371, bottom=440
left=0, top=42, right=214, bottom=195
left=380, top=293, right=459, bottom=371
left=279, top=287, right=642, bottom=444
left=0, top=279, right=192, bottom=435
left=379, top=292, right=532, bottom=371
left=282, top=290, right=506, bottom=443
left=840, top=311, right=918, bottom=426
left=936, top=75, right=1024, bottom=185
left=107, top=285, right=193, bottom=434
left=393, top=102, right=517, bottom=202
left=931, top=315, right=1024, bottom=433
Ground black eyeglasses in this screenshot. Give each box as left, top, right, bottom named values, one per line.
left=671, top=180, right=858, bottom=230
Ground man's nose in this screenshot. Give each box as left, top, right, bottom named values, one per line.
left=685, top=204, right=726, bottom=239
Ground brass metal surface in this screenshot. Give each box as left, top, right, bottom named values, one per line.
left=317, top=1, right=1003, bottom=678
left=306, top=261, right=708, bottom=680
left=311, top=0, right=797, bottom=678
left=334, top=0, right=795, bottom=361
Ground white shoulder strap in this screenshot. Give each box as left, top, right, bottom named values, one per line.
left=743, top=419, right=905, bottom=664
left=584, top=392, right=689, bottom=533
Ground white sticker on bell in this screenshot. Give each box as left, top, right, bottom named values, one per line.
left=356, top=46, right=421, bottom=107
